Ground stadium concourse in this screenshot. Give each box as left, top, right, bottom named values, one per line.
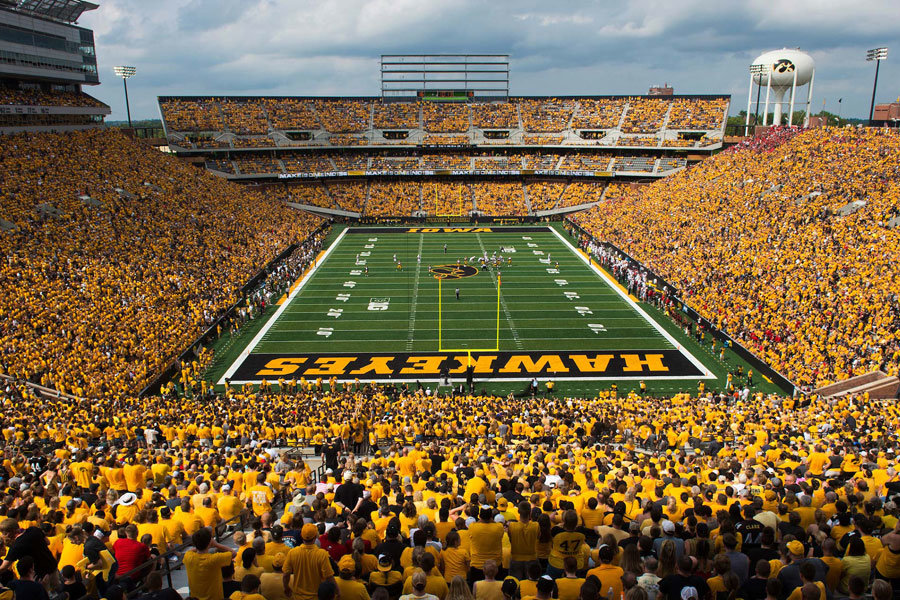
left=1, top=121, right=900, bottom=600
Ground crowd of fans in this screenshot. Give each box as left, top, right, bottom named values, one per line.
left=526, top=182, right=567, bottom=212
left=217, top=151, right=683, bottom=177
left=221, top=103, right=269, bottom=136
left=366, top=181, right=421, bottom=217
left=558, top=182, right=607, bottom=208
left=266, top=183, right=334, bottom=209
left=159, top=98, right=728, bottom=141
left=0, top=87, right=108, bottom=109
left=373, top=103, right=420, bottom=130
left=471, top=103, right=520, bottom=129
left=573, top=100, right=627, bottom=130
left=0, top=381, right=899, bottom=600
left=422, top=182, right=473, bottom=215
left=324, top=181, right=368, bottom=213
left=573, top=126, right=900, bottom=388
left=471, top=182, right=528, bottom=216
left=620, top=99, right=670, bottom=134
left=517, top=100, right=577, bottom=133
left=261, top=100, right=321, bottom=131
left=0, top=130, right=319, bottom=398
left=666, top=99, right=730, bottom=131
left=160, top=99, right=225, bottom=132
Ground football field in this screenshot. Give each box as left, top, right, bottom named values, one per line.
left=219, top=225, right=714, bottom=385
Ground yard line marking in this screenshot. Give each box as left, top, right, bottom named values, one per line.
left=217, top=227, right=349, bottom=385
left=549, top=226, right=714, bottom=379
left=476, top=233, right=522, bottom=349
left=407, top=235, right=423, bottom=350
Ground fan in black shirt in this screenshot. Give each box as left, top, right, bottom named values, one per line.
left=0, top=522, right=57, bottom=581
left=738, top=560, right=773, bottom=600
left=8, top=557, right=49, bottom=600
left=658, top=557, right=710, bottom=600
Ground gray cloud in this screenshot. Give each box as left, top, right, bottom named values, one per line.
left=78, top=0, right=900, bottom=121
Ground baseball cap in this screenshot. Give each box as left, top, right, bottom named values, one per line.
left=273, top=552, right=286, bottom=568
left=377, top=555, right=392, bottom=572
left=787, top=540, right=805, bottom=556
left=301, top=523, right=319, bottom=541
left=338, top=555, right=355, bottom=572
left=222, top=484, right=231, bottom=492
left=662, top=520, right=675, bottom=534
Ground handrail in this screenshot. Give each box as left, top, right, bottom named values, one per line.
left=0, top=372, right=84, bottom=402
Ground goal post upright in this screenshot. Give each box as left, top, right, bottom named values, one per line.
left=437, top=269, right=501, bottom=353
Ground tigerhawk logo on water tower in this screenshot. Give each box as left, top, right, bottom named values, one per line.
left=773, top=59, right=796, bottom=74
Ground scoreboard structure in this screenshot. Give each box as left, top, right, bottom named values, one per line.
left=380, top=54, right=509, bottom=100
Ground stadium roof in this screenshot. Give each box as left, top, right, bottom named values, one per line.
left=0, top=0, right=98, bottom=23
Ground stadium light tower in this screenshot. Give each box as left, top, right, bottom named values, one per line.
left=867, top=47, right=888, bottom=125
left=113, top=65, right=137, bottom=127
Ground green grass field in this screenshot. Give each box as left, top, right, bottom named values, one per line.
left=218, top=224, right=715, bottom=388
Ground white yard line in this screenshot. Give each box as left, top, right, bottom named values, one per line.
left=407, top=235, right=423, bottom=350
left=476, top=233, right=522, bottom=349
left=550, top=227, right=714, bottom=379
left=217, top=228, right=349, bottom=385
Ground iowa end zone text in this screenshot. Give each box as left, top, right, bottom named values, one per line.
left=226, top=350, right=706, bottom=383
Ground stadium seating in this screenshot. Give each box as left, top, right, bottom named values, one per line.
left=471, top=181, right=528, bottom=215
left=471, top=101, right=519, bottom=129
left=0, top=87, right=108, bottom=108
left=559, top=181, right=607, bottom=207
left=572, top=98, right=626, bottom=129
left=262, top=98, right=321, bottom=130
left=423, top=103, right=470, bottom=133
left=574, top=126, right=900, bottom=387
left=269, top=181, right=333, bottom=208
left=526, top=181, right=567, bottom=211
left=316, top=100, right=371, bottom=133
left=0, top=129, right=318, bottom=397
left=324, top=180, right=368, bottom=212
left=620, top=97, right=670, bottom=133
left=281, top=153, right=335, bottom=174
left=422, top=181, right=473, bottom=215
left=366, top=180, right=421, bottom=216
left=234, top=154, right=282, bottom=175
left=159, top=98, right=224, bottom=131
left=221, top=100, right=269, bottom=135
left=517, top=98, right=576, bottom=132
left=372, top=100, right=420, bottom=129
left=667, top=97, right=730, bottom=130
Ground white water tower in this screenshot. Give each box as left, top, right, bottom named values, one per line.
left=745, top=48, right=815, bottom=128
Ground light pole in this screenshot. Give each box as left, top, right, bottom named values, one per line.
left=866, top=48, right=887, bottom=125
left=750, top=64, right=765, bottom=127
left=113, top=65, right=136, bottom=127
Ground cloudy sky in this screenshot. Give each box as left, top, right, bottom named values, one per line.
left=79, top=0, right=900, bottom=122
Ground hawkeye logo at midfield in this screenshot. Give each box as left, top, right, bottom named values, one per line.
left=431, top=264, right=479, bottom=280
left=406, top=227, right=493, bottom=233
left=229, top=350, right=704, bottom=382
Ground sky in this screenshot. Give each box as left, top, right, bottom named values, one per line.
left=78, top=0, right=900, bottom=122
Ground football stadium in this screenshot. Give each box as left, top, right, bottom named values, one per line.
left=1, top=3, right=900, bottom=600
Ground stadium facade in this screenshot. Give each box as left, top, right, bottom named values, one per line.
left=0, top=0, right=109, bottom=133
